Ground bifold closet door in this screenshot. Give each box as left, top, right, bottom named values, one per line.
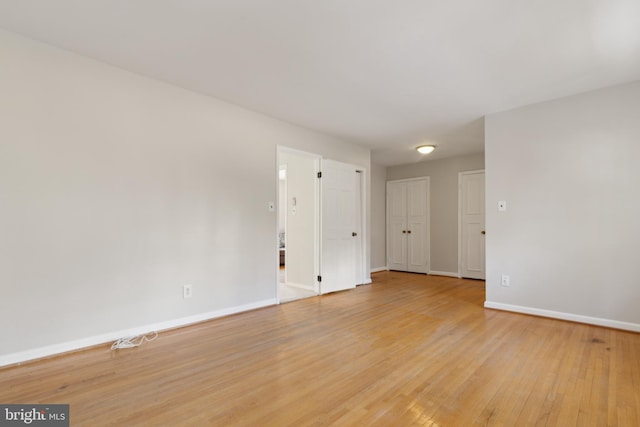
left=406, top=179, right=428, bottom=273
left=387, top=181, right=408, bottom=271
left=387, top=179, right=429, bottom=273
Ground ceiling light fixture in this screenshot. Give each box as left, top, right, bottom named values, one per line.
left=416, top=145, right=435, bottom=155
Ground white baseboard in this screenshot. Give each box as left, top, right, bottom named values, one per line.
left=429, top=270, right=460, bottom=278
left=370, top=267, right=388, bottom=273
left=484, top=301, right=640, bottom=333
left=0, top=298, right=277, bottom=368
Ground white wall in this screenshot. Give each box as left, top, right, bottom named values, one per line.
left=485, top=80, right=640, bottom=331
left=0, top=29, right=370, bottom=363
left=370, top=163, right=387, bottom=271
left=387, top=153, right=485, bottom=274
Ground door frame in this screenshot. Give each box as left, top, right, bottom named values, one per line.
left=458, top=169, right=486, bottom=279
left=279, top=163, right=288, bottom=286
left=355, top=168, right=369, bottom=285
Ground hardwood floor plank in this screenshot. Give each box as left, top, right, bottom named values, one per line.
left=1, top=271, right=639, bottom=426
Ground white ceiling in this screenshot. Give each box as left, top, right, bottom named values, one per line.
left=1, top=1, right=639, bottom=166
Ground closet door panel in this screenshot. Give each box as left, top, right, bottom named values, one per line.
left=387, top=181, right=408, bottom=271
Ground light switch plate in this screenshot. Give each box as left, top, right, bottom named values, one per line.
left=498, top=200, right=507, bottom=212
left=183, top=284, right=193, bottom=298
left=501, top=275, right=510, bottom=287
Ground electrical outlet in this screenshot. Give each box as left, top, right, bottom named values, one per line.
left=183, top=284, right=193, bottom=299
left=501, top=275, right=510, bottom=287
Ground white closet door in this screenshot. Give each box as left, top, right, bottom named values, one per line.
left=460, top=171, right=485, bottom=279
left=320, top=160, right=357, bottom=294
left=387, top=178, right=429, bottom=273
left=407, top=179, right=429, bottom=273
left=387, top=181, right=408, bottom=271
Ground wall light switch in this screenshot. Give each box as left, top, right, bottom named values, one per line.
left=498, top=200, right=507, bottom=212
left=501, top=275, right=510, bottom=287
left=183, top=284, right=193, bottom=298
left=268, top=201, right=275, bottom=212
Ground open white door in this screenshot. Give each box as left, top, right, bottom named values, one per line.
left=459, top=170, right=485, bottom=279
left=320, top=159, right=357, bottom=294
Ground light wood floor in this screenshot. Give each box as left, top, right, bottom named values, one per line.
left=2, top=271, right=639, bottom=426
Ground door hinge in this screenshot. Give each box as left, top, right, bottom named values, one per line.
left=317, top=275, right=322, bottom=282
left=317, top=171, right=322, bottom=178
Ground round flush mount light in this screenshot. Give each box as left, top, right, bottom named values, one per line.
left=416, top=145, right=435, bottom=155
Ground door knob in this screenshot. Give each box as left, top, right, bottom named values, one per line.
left=407, top=230, right=412, bottom=234
left=481, top=230, right=486, bottom=235
left=352, top=232, right=358, bottom=237
left=402, top=230, right=406, bottom=234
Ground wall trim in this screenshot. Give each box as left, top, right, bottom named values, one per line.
left=370, top=267, right=388, bottom=273
left=484, top=301, right=640, bottom=333
left=0, top=298, right=277, bottom=368
left=429, top=270, right=460, bottom=278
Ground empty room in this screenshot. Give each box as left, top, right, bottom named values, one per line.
left=1, top=1, right=639, bottom=426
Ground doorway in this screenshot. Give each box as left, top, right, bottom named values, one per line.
left=276, top=148, right=368, bottom=301
left=277, top=148, right=320, bottom=302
